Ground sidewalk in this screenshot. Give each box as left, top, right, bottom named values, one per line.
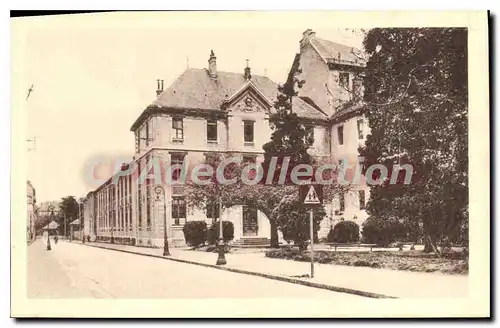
left=76, top=241, right=468, bottom=299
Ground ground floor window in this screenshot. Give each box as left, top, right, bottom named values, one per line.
left=172, top=196, right=186, bottom=225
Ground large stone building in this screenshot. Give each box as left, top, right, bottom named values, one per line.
left=83, top=30, right=370, bottom=247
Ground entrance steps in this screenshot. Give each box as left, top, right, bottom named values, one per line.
left=232, top=237, right=270, bottom=248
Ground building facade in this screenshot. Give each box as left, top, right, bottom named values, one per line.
left=83, top=30, right=371, bottom=246
left=296, top=29, right=371, bottom=237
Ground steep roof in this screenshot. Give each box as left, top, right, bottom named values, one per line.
left=310, top=38, right=366, bottom=67
left=330, top=101, right=367, bottom=123
left=131, top=68, right=327, bottom=131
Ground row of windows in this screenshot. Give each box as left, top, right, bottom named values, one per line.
left=135, top=117, right=257, bottom=150
left=135, top=116, right=364, bottom=151
left=336, top=119, right=364, bottom=146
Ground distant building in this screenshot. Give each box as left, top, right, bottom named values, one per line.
left=27, top=180, right=36, bottom=241
left=84, top=29, right=371, bottom=247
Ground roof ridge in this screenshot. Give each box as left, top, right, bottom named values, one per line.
left=314, top=37, right=361, bottom=52
left=184, top=67, right=272, bottom=81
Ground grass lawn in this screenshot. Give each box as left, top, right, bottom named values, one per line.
left=265, top=248, right=468, bottom=275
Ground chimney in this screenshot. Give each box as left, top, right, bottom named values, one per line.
left=208, top=50, right=217, bottom=78
left=300, top=29, right=316, bottom=48
left=244, top=59, right=251, bottom=80
left=352, top=77, right=363, bottom=101
left=156, top=79, right=164, bottom=97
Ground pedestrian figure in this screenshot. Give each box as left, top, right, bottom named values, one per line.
left=54, top=236, right=58, bottom=244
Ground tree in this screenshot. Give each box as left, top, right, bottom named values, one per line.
left=361, top=216, right=406, bottom=246
left=273, top=194, right=326, bottom=250
left=261, top=61, right=313, bottom=248
left=58, top=196, right=79, bottom=236
left=359, top=28, right=468, bottom=254
left=328, top=220, right=360, bottom=244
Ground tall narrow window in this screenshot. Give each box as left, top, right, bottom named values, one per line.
left=146, top=156, right=151, bottom=229
left=137, top=161, right=142, bottom=229
left=244, top=121, right=254, bottom=144
left=128, top=175, right=132, bottom=229
left=359, top=190, right=366, bottom=210
left=357, top=119, right=364, bottom=140
left=337, top=126, right=344, bottom=145
left=171, top=154, right=185, bottom=182
left=207, top=119, right=217, bottom=142
left=339, top=192, right=345, bottom=212
left=172, top=196, right=186, bottom=225
left=172, top=117, right=184, bottom=140
left=145, top=121, right=150, bottom=146
left=135, top=131, right=140, bottom=153
left=121, top=179, right=125, bottom=230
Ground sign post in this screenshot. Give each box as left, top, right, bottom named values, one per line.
left=299, top=184, right=323, bottom=278
left=309, top=208, right=314, bottom=277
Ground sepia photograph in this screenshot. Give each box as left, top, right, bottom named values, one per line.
left=10, top=10, right=490, bottom=318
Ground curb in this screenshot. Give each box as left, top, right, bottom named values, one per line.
left=76, top=242, right=397, bottom=299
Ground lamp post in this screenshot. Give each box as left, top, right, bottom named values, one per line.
left=215, top=185, right=226, bottom=265
left=155, top=186, right=170, bottom=256
left=47, top=205, right=54, bottom=251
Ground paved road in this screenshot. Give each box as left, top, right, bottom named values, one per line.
left=28, top=239, right=365, bottom=299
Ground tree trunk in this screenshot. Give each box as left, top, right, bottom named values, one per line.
left=270, top=219, right=279, bottom=248
left=423, top=220, right=441, bottom=256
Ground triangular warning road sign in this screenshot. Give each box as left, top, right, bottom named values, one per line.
left=304, top=185, right=320, bottom=204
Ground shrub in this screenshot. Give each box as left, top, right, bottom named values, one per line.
left=327, top=221, right=360, bottom=243
left=182, top=221, right=208, bottom=247
left=207, top=220, right=234, bottom=245
left=274, top=194, right=326, bottom=250
left=362, top=217, right=406, bottom=247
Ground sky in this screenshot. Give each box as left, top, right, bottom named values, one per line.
left=12, top=12, right=364, bottom=203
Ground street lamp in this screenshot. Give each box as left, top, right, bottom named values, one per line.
left=215, top=194, right=226, bottom=266
left=47, top=205, right=54, bottom=251
left=155, top=186, right=170, bottom=256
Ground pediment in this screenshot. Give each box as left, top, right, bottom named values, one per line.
left=221, top=81, right=273, bottom=114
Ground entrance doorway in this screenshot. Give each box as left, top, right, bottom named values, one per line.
left=242, top=206, right=258, bottom=236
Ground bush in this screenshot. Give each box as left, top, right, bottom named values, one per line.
left=274, top=194, right=326, bottom=250
left=362, top=217, right=406, bottom=247
left=207, top=220, right=234, bottom=245
left=327, top=220, right=360, bottom=243
left=182, top=221, right=208, bottom=247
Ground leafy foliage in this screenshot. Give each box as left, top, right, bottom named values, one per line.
left=58, top=196, right=80, bottom=236
left=359, top=28, right=468, bottom=253
left=207, top=220, right=234, bottom=245
left=273, top=194, right=326, bottom=250
left=327, top=220, right=360, bottom=243
left=182, top=221, right=208, bottom=247
left=361, top=216, right=407, bottom=247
